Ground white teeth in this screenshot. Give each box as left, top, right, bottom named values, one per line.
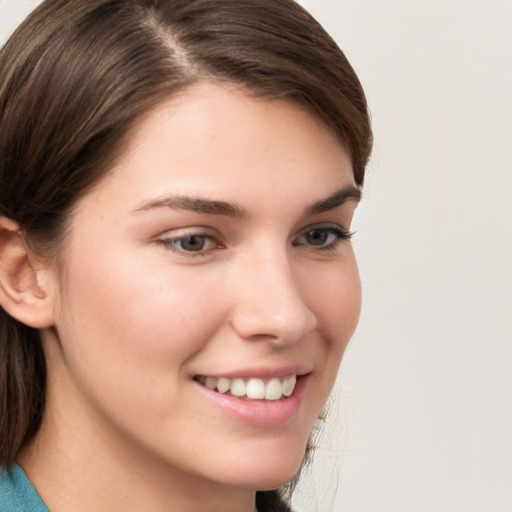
left=265, top=378, right=283, bottom=401
left=217, top=377, right=230, bottom=394
left=200, top=374, right=298, bottom=400
left=283, top=374, right=296, bottom=397
left=246, top=378, right=265, bottom=399
left=230, top=378, right=246, bottom=397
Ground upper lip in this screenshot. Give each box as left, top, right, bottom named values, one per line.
left=194, top=364, right=312, bottom=380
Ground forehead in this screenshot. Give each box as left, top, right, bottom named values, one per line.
left=83, top=82, right=355, bottom=215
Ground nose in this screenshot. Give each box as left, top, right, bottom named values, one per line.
left=228, top=249, right=317, bottom=345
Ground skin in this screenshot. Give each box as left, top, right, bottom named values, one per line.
left=18, top=82, right=362, bottom=512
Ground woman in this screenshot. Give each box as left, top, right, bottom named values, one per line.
left=0, top=0, right=372, bottom=510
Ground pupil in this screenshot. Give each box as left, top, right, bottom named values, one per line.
left=306, top=229, right=327, bottom=245
left=182, top=235, right=205, bottom=251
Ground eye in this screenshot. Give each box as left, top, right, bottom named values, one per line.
left=157, top=232, right=221, bottom=255
left=293, top=226, right=352, bottom=250
left=172, top=234, right=210, bottom=252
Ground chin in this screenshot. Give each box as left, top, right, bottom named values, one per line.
left=220, top=439, right=309, bottom=491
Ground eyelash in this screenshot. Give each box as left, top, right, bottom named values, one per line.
left=156, top=232, right=220, bottom=258
left=292, top=226, right=353, bottom=251
left=157, top=226, right=352, bottom=258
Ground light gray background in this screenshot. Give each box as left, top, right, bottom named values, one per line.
left=1, top=1, right=511, bottom=511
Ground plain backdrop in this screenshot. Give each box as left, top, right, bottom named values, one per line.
left=1, top=1, right=511, bottom=511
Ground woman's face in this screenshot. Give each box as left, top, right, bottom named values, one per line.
left=43, top=83, right=361, bottom=491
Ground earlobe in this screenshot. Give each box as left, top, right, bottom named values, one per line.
left=0, top=216, right=55, bottom=329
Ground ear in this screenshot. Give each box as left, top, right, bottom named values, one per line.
left=0, top=217, right=55, bottom=329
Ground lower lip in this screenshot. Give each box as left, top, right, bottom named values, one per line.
left=194, top=375, right=308, bottom=427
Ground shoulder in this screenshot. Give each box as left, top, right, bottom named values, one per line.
left=0, top=465, right=49, bottom=512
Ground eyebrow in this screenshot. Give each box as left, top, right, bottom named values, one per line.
left=132, top=196, right=248, bottom=218
left=131, top=186, right=361, bottom=219
left=303, top=186, right=361, bottom=216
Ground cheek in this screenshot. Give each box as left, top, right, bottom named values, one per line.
left=67, top=250, right=213, bottom=334
left=50, top=252, right=232, bottom=452
left=54, top=248, right=226, bottom=395
left=305, top=255, right=362, bottom=348
left=303, top=255, right=361, bottom=403
left=289, top=253, right=358, bottom=359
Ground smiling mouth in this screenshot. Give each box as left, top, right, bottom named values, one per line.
left=194, top=374, right=299, bottom=401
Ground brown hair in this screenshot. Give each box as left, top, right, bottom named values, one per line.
left=0, top=0, right=371, bottom=506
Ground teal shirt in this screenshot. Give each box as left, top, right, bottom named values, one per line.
left=0, top=465, right=49, bottom=512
